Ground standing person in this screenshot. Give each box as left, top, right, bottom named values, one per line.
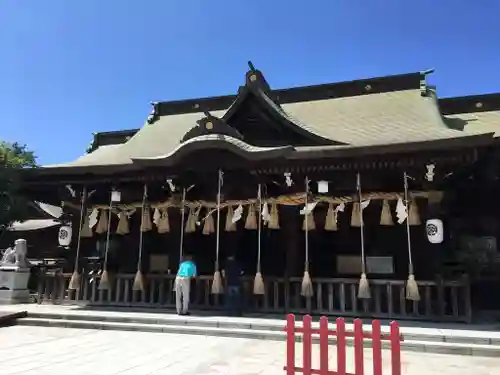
left=175, top=255, right=197, bottom=316
left=223, top=254, right=243, bottom=316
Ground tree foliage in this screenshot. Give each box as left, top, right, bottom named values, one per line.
left=0, top=141, right=37, bottom=228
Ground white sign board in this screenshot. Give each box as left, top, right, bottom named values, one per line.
left=336, top=255, right=394, bottom=275
left=149, top=254, right=169, bottom=273
left=366, top=256, right=394, bottom=274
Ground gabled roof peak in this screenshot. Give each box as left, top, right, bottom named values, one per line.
left=222, top=63, right=340, bottom=146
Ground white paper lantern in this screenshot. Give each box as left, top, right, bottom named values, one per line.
left=58, top=225, right=72, bottom=247
left=426, top=219, right=443, bottom=244
left=111, top=190, right=122, bottom=202
left=317, top=180, right=329, bottom=193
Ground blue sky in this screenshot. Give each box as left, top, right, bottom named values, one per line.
left=0, top=0, right=499, bottom=165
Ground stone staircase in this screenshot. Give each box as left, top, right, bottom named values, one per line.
left=11, top=307, right=500, bottom=357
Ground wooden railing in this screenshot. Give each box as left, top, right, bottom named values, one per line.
left=36, top=272, right=472, bottom=322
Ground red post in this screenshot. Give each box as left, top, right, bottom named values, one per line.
left=336, top=317, right=346, bottom=375
left=390, top=321, right=402, bottom=375
left=371, top=320, right=383, bottom=375
left=302, top=315, right=313, bottom=375
left=319, top=316, right=329, bottom=374
left=353, top=319, right=365, bottom=375
left=285, top=314, right=296, bottom=375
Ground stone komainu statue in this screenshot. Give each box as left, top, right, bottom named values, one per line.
left=0, top=247, right=16, bottom=265
left=0, top=239, right=29, bottom=268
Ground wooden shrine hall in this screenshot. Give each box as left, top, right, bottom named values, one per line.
left=20, top=63, right=500, bottom=323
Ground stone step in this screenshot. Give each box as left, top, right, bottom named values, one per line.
left=24, top=311, right=500, bottom=346
left=17, top=317, right=500, bottom=357
left=26, top=311, right=284, bottom=332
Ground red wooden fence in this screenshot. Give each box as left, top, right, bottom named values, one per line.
left=284, top=314, right=403, bottom=375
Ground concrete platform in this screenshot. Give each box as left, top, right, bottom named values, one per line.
left=3, top=303, right=500, bottom=357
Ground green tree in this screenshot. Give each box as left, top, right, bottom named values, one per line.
left=0, top=141, right=37, bottom=228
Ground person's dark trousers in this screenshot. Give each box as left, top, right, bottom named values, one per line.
left=225, top=285, right=242, bottom=316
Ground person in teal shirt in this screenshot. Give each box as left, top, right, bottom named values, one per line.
left=175, top=255, right=197, bottom=315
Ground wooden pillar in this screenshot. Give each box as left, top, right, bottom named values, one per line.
left=170, top=208, right=182, bottom=271
left=282, top=206, right=302, bottom=279
left=280, top=206, right=301, bottom=313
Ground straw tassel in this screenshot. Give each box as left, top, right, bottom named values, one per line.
left=302, top=212, right=316, bottom=231
left=80, top=210, right=93, bottom=238
left=403, top=172, right=420, bottom=301
left=253, top=184, right=265, bottom=295
left=133, top=184, right=149, bottom=292
left=253, top=271, right=264, bottom=295
left=185, top=207, right=198, bottom=233
left=99, top=269, right=110, bottom=290
left=324, top=203, right=338, bottom=231
left=184, top=207, right=197, bottom=233
left=157, top=208, right=170, bottom=234
left=95, top=209, right=108, bottom=234
left=140, top=206, right=153, bottom=232
left=245, top=204, right=258, bottom=229
left=301, top=270, right=314, bottom=297
left=211, top=170, right=224, bottom=294
left=116, top=212, right=130, bottom=235
left=268, top=203, right=280, bottom=229
left=408, top=200, right=421, bottom=226
left=153, top=208, right=161, bottom=227
left=202, top=210, right=215, bottom=235
left=355, top=173, right=371, bottom=299
left=406, top=272, right=420, bottom=301
left=351, top=202, right=361, bottom=227
left=358, top=273, right=371, bottom=299
left=98, top=191, right=115, bottom=291
left=179, top=189, right=187, bottom=261
left=69, top=187, right=87, bottom=291
left=184, top=208, right=193, bottom=233
left=301, top=177, right=314, bottom=297
left=380, top=200, right=394, bottom=226
left=212, top=269, right=223, bottom=294
left=68, top=270, right=81, bottom=291
left=225, top=206, right=237, bottom=232
left=133, top=269, right=145, bottom=291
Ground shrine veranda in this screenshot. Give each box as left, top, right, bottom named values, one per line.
left=19, top=64, right=500, bottom=322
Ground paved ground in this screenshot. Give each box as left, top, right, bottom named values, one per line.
left=1, top=326, right=500, bottom=375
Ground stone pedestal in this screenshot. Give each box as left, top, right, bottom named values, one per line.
left=0, top=266, right=31, bottom=304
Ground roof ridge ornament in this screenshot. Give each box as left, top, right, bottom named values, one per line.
left=200, top=111, right=215, bottom=130
left=245, top=60, right=271, bottom=93
left=181, top=112, right=244, bottom=143
left=419, top=69, right=435, bottom=98
left=85, top=132, right=98, bottom=154
left=147, top=102, right=159, bottom=124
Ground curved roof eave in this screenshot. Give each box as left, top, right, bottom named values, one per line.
left=8, top=219, right=61, bottom=232
left=131, top=134, right=295, bottom=167
left=290, top=132, right=495, bottom=159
